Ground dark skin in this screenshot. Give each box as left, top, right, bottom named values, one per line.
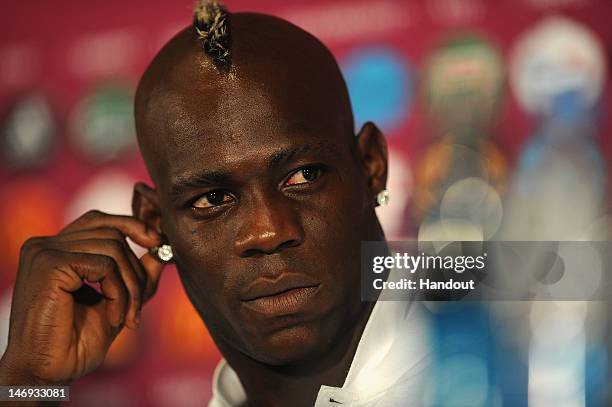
left=0, top=13, right=388, bottom=407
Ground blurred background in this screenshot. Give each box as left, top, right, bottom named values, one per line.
left=1, top=0, right=611, bottom=405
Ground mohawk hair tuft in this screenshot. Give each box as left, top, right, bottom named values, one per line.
left=193, top=0, right=231, bottom=70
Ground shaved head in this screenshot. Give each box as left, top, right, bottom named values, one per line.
left=135, top=13, right=354, bottom=185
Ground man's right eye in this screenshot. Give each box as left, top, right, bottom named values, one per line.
left=192, top=190, right=234, bottom=209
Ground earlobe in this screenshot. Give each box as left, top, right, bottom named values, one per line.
left=355, top=121, right=388, bottom=198
left=132, top=182, right=162, bottom=234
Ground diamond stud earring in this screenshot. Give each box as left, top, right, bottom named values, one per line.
left=150, top=244, right=174, bottom=264
left=376, top=189, right=390, bottom=206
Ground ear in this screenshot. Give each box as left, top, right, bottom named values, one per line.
left=132, top=182, right=162, bottom=234
left=355, top=122, right=388, bottom=198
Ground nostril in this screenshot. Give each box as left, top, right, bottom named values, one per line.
left=239, top=238, right=301, bottom=258
left=278, top=239, right=300, bottom=251
left=241, top=248, right=263, bottom=258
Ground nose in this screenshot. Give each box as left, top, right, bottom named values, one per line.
left=233, top=192, right=304, bottom=258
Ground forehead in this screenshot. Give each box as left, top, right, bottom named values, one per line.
left=143, top=70, right=349, bottom=190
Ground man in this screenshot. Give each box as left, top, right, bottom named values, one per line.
left=0, top=1, right=430, bottom=405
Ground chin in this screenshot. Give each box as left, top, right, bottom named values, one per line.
left=249, top=322, right=331, bottom=366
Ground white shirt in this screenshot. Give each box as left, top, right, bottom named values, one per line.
left=208, top=298, right=432, bottom=407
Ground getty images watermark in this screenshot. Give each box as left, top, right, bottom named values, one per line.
left=361, top=241, right=612, bottom=301
left=371, top=251, right=487, bottom=291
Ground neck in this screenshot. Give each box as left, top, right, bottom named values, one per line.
left=218, top=301, right=375, bottom=407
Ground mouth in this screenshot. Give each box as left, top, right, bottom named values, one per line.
left=241, top=274, right=321, bottom=315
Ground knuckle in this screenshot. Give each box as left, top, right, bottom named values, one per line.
left=20, top=237, right=45, bottom=257
left=22, top=236, right=44, bottom=249
left=83, top=209, right=103, bottom=221
left=19, top=237, right=44, bottom=263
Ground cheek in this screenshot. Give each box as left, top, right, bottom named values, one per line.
left=303, top=176, right=369, bottom=279
left=172, top=236, right=247, bottom=346
left=169, top=216, right=258, bottom=328
left=169, top=212, right=232, bottom=269
left=168, top=218, right=233, bottom=305
left=320, top=168, right=370, bottom=237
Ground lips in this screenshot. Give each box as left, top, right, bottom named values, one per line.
left=241, top=273, right=321, bottom=315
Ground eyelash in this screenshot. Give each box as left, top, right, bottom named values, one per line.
left=189, top=165, right=324, bottom=211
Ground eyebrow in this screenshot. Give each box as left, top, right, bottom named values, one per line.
left=168, top=142, right=338, bottom=199
left=168, top=170, right=233, bottom=199
left=269, top=144, right=313, bottom=168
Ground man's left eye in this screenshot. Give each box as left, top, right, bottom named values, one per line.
left=284, top=167, right=321, bottom=186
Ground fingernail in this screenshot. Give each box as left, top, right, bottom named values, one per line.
left=135, top=310, right=141, bottom=325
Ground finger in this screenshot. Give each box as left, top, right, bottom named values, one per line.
left=140, top=252, right=165, bottom=303
left=60, top=229, right=164, bottom=304
left=54, top=228, right=148, bottom=294
left=31, top=249, right=129, bottom=330
left=61, top=210, right=161, bottom=248
left=45, top=239, right=144, bottom=330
